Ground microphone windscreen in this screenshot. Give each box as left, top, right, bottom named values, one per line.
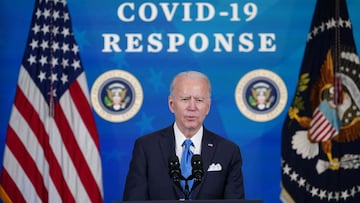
left=191, top=155, right=202, bottom=168
left=168, top=155, right=180, bottom=167
left=168, top=155, right=183, bottom=184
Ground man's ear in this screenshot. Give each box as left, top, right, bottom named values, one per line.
left=168, top=96, right=174, bottom=113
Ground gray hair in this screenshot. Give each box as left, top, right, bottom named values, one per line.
left=170, top=71, right=211, bottom=98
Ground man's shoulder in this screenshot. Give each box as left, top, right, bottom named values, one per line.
left=137, top=125, right=173, bottom=141
left=204, top=127, right=238, bottom=148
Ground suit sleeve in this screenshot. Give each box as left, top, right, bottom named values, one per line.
left=123, top=139, right=149, bottom=201
left=224, top=145, right=245, bottom=199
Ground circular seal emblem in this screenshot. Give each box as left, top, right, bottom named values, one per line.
left=235, top=69, right=287, bottom=122
left=91, top=69, right=143, bottom=123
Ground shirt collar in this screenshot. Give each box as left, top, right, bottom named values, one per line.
left=174, top=122, right=203, bottom=157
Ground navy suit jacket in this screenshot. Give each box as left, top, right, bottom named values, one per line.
left=123, top=125, right=245, bottom=201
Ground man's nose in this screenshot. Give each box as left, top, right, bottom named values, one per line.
left=187, top=98, right=198, bottom=109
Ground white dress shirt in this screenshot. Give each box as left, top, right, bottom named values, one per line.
left=174, top=122, right=202, bottom=163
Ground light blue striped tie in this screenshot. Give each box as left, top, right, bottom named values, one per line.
left=180, top=139, right=193, bottom=191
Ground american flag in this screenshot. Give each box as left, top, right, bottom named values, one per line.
left=0, top=0, right=103, bottom=202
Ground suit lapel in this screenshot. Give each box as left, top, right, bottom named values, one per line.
left=201, top=129, right=216, bottom=172
left=192, top=128, right=216, bottom=198
left=158, top=125, right=184, bottom=198
left=159, top=126, right=176, bottom=165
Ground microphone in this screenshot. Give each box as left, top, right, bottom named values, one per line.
left=168, top=155, right=184, bottom=190
left=190, top=154, right=204, bottom=192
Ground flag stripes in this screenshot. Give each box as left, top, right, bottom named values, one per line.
left=310, top=109, right=338, bottom=142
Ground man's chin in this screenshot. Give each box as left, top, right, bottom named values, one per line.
left=184, top=123, right=201, bottom=130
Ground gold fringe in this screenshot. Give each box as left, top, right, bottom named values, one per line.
left=0, top=185, right=12, bottom=203
left=280, top=183, right=296, bottom=203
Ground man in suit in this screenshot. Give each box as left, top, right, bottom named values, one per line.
left=123, top=71, right=245, bottom=201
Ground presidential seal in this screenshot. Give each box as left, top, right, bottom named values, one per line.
left=235, top=69, right=287, bottom=122
left=91, top=69, right=143, bottom=123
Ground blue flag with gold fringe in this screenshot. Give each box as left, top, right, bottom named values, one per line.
left=281, top=0, right=360, bottom=202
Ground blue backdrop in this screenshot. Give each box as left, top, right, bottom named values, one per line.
left=1, top=0, right=360, bottom=203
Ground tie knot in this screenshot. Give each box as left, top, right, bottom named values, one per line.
left=183, top=139, right=193, bottom=148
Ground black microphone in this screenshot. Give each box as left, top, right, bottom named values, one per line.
left=190, top=154, right=204, bottom=192
left=168, top=155, right=184, bottom=190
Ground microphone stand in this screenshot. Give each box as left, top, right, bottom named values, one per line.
left=183, top=178, right=190, bottom=200
left=168, top=155, right=203, bottom=200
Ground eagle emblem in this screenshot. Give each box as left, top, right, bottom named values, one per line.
left=104, top=82, right=130, bottom=111
left=249, top=82, right=275, bottom=110
left=289, top=49, right=360, bottom=173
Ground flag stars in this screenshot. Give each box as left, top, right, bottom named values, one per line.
left=38, top=71, right=46, bottom=82
left=312, top=27, right=319, bottom=37
left=319, top=190, right=326, bottom=200
left=29, top=39, right=39, bottom=50
left=52, top=26, right=60, bottom=36
left=27, top=55, right=37, bottom=65
left=62, top=27, right=70, bottom=38
left=345, top=20, right=351, bottom=28
left=62, top=58, right=69, bottom=68
left=62, top=43, right=70, bottom=53
left=63, top=12, right=70, bottom=21
left=338, top=17, right=345, bottom=27
left=308, top=18, right=351, bottom=42
left=283, top=160, right=360, bottom=202
left=39, top=55, right=48, bottom=66
left=289, top=171, right=298, bottom=182
left=319, top=22, right=325, bottom=32
left=51, top=57, right=58, bottom=67
left=307, top=33, right=312, bottom=42
left=350, top=187, right=356, bottom=197
left=310, top=187, right=319, bottom=197
left=341, top=51, right=360, bottom=64
left=297, top=177, right=306, bottom=187
left=43, top=8, right=51, bottom=19
left=35, top=9, right=42, bottom=19
left=32, top=24, right=41, bottom=35
left=41, top=24, right=50, bottom=35
left=282, top=164, right=291, bottom=175
left=61, top=74, right=68, bottom=84
left=48, top=88, right=57, bottom=98
left=72, top=59, right=81, bottom=70
left=327, top=192, right=334, bottom=201
left=40, top=40, right=49, bottom=50
left=72, top=44, right=79, bottom=55
left=52, top=42, right=60, bottom=52
left=341, top=190, right=350, bottom=201
left=326, top=18, right=337, bottom=30
left=50, top=73, right=58, bottom=82
left=52, top=10, right=60, bottom=21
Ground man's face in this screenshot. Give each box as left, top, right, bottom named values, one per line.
left=168, top=76, right=211, bottom=136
